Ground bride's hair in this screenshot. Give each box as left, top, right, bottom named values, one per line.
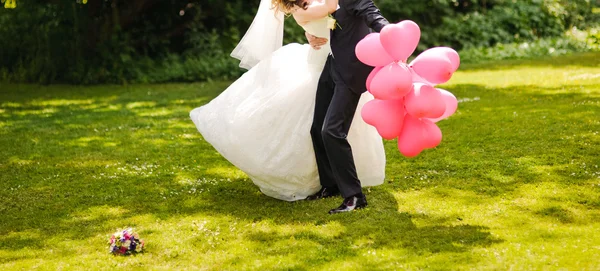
left=272, top=0, right=308, bottom=14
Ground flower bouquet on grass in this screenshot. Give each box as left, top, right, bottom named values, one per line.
left=108, top=228, right=145, bottom=255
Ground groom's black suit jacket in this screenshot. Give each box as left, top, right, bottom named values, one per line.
left=330, top=0, right=389, bottom=94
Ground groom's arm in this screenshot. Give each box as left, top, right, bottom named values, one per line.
left=345, top=0, right=389, bottom=32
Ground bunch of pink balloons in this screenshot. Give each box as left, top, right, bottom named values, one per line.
left=356, top=20, right=460, bottom=158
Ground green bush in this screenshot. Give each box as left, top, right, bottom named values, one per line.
left=0, top=0, right=598, bottom=84
left=459, top=26, right=600, bottom=63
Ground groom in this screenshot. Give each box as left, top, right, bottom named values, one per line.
left=306, top=0, right=390, bottom=214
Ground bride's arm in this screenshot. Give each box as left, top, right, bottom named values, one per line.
left=293, top=0, right=338, bottom=24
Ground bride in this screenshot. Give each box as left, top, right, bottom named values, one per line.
left=190, top=0, right=386, bottom=201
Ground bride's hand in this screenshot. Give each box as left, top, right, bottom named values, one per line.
left=306, top=32, right=328, bottom=50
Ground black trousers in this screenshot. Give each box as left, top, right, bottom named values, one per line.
left=310, top=56, right=362, bottom=198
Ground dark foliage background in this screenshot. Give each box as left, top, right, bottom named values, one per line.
left=0, top=0, right=598, bottom=84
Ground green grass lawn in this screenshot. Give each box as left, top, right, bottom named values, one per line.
left=1, top=52, right=599, bottom=270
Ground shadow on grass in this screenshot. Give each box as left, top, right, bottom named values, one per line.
left=1, top=69, right=599, bottom=267
left=201, top=184, right=502, bottom=255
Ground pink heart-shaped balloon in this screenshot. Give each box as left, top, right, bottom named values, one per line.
left=421, top=119, right=443, bottom=149
left=397, top=114, right=425, bottom=158
left=427, top=47, right=460, bottom=72
left=361, top=98, right=406, bottom=140
left=369, top=62, right=413, bottom=100
left=397, top=114, right=443, bottom=157
left=427, top=88, right=458, bottom=123
left=380, top=20, right=421, bottom=62
left=355, top=33, right=394, bottom=67
left=404, top=83, right=446, bottom=119
left=409, top=49, right=455, bottom=85
left=366, top=66, right=383, bottom=91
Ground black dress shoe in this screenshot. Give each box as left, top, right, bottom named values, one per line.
left=328, top=195, right=367, bottom=214
left=306, top=187, right=340, bottom=200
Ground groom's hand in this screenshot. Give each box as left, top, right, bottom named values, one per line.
left=306, top=32, right=328, bottom=50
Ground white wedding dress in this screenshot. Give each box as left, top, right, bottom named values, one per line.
left=190, top=16, right=386, bottom=201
